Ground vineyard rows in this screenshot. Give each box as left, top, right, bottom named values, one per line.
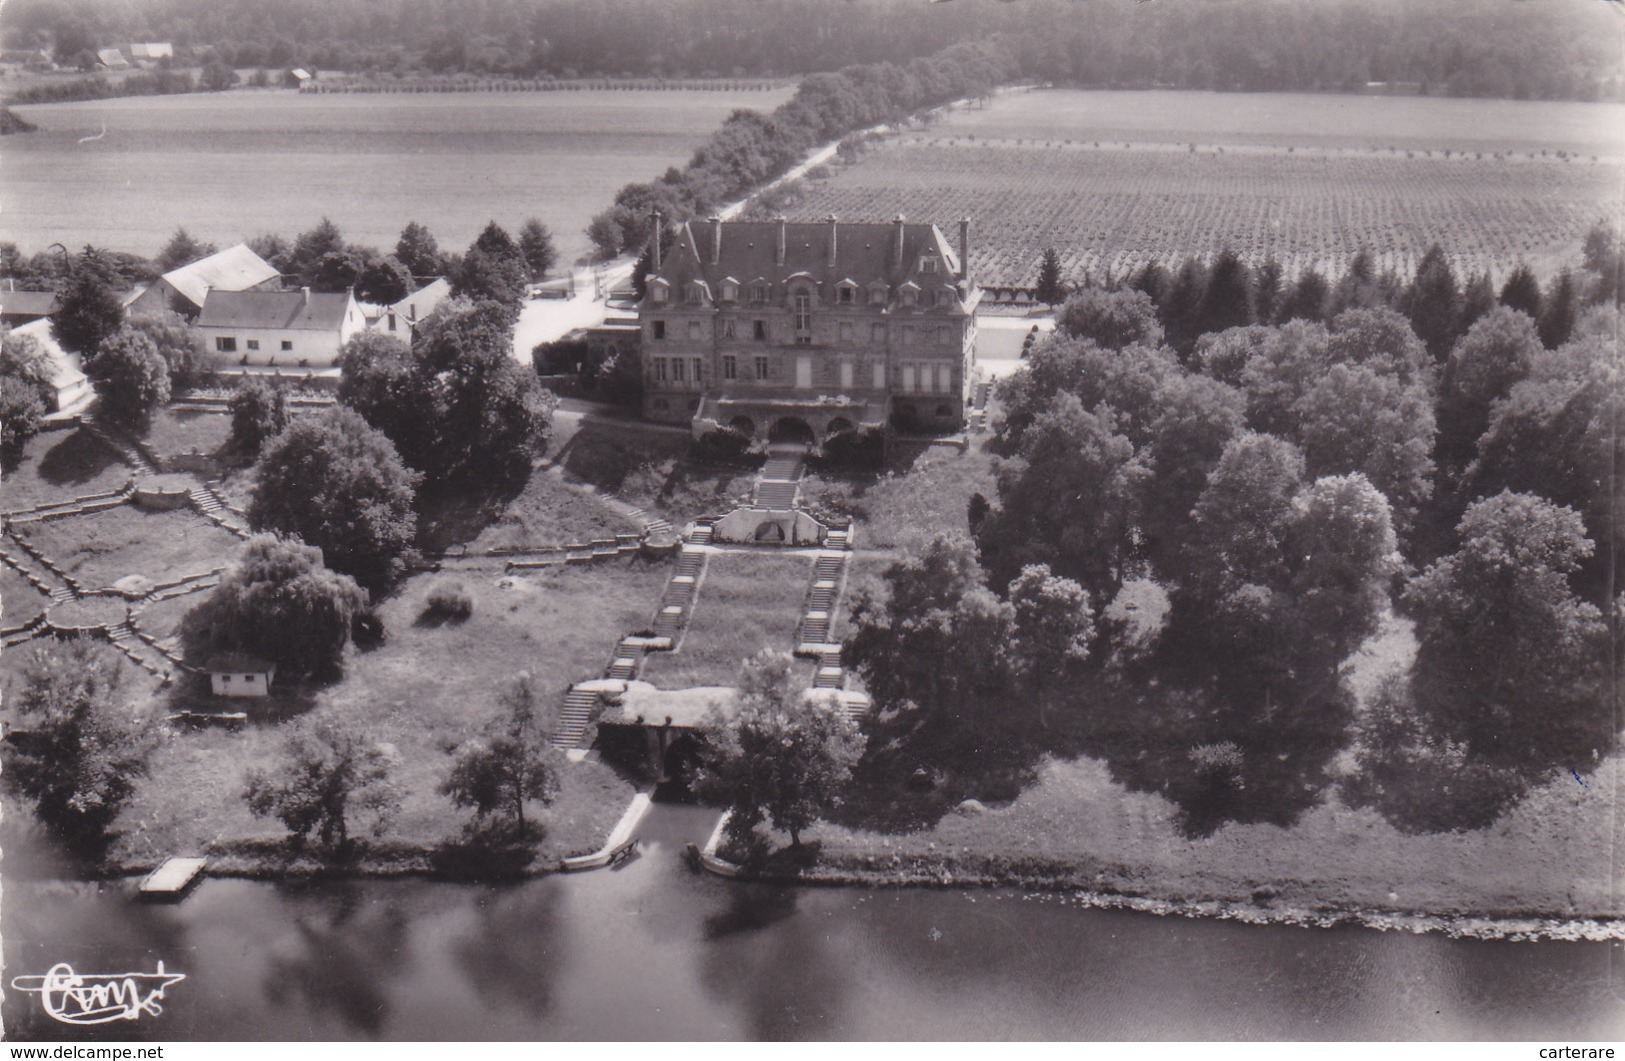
left=787, top=141, right=1621, bottom=287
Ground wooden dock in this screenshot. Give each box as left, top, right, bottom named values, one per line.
left=139, top=856, right=207, bottom=898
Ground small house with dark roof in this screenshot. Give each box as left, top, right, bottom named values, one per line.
left=637, top=215, right=980, bottom=443
left=125, top=243, right=282, bottom=319
left=194, top=287, right=366, bottom=368
left=0, top=288, right=61, bottom=327
left=205, top=653, right=276, bottom=698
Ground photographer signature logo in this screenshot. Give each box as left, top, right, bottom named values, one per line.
left=11, top=962, right=186, bottom=1025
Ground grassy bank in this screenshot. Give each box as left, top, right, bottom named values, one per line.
left=760, top=753, right=1625, bottom=927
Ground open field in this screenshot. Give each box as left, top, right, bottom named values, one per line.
left=107, top=559, right=669, bottom=867
left=641, top=549, right=813, bottom=689
left=463, top=469, right=641, bottom=553
left=801, top=751, right=1625, bottom=920
left=19, top=505, right=243, bottom=591
left=787, top=89, right=1625, bottom=284
left=7, top=86, right=792, bottom=264
left=1, top=428, right=132, bottom=513
left=143, top=408, right=233, bottom=459
left=0, top=564, right=50, bottom=627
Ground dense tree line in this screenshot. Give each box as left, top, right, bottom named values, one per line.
left=6, top=0, right=1618, bottom=102
left=847, top=226, right=1622, bottom=838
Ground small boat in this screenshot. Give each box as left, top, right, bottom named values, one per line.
left=138, top=857, right=207, bottom=900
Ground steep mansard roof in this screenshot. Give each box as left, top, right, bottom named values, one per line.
left=649, top=220, right=965, bottom=304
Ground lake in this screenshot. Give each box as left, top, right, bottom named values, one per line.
left=4, top=87, right=793, bottom=266
left=6, top=802, right=1623, bottom=1041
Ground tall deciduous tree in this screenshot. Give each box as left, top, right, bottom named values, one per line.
left=1437, top=306, right=1542, bottom=471
left=245, top=717, right=402, bottom=849
left=197, top=535, right=370, bottom=677
left=0, top=376, right=45, bottom=456
left=355, top=255, right=413, bottom=306
left=1007, top=564, right=1094, bottom=725
left=1055, top=287, right=1164, bottom=350
left=441, top=672, right=562, bottom=839
left=228, top=376, right=290, bottom=455
left=127, top=311, right=218, bottom=390
left=3, top=636, right=157, bottom=852
left=452, top=221, right=529, bottom=304
left=249, top=407, right=420, bottom=586
left=1406, top=491, right=1610, bottom=772
left=845, top=533, right=1012, bottom=721
left=85, top=327, right=170, bottom=427
left=693, top=650, right=866, bottom=850
left=1293, top=364, right=1435, bottom=535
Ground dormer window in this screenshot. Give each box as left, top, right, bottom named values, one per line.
left=920, top=256, right=939, bottom=274
left=686, top=280, right=710, bottom=303
left=649, top=279, right=669, bottom=303
left=836, top=280, right=858, bottom=304
left=898, top=281, right=919, bottom=308
left=720, top=279, right=739, bottom=302
left=749, top=282, right=769, bottom=303
left=868, top=282, right=888, bottom=306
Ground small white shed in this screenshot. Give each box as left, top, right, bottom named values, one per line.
left=205, top=653, right=276, bottom=698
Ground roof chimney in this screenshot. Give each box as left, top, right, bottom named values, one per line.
left=709, top=216, right=722, bottom=266
left=892, top=215, right=906, bottom=268
left=958, top=218, right=971, bottom=283
left=649, top=210, right=663, bottom=271
left=775, top=216, right=787, bottom=267
left=827, top=215, right=839, bottom=267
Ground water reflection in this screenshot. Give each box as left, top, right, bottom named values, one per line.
left=4, top=806, right=1623, bottom=1041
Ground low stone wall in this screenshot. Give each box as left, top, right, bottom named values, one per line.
left=132, top=475, right=194, bottom=511
left=712, top=506, right=827, bottom=546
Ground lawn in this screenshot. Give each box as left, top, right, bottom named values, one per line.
left=0, top=428, right=132, bottom=513
left=802, top=751, right=1625, bottom=918
left=640, top=550, right=814, bottom=689
left=107, top=557, right=672, bottom=869
left=1, top=564, right=50, bottom=628
left=802, top=440, right=997, bottom=552
left=20, top=506, right=243, bottom=591
left=561, top=422, right=754, bottom=524
left=462, top=468, right=642, bottom=553
left=141, top=407, right=233, bottom=459
left=131, top=592, right=204, bottom=643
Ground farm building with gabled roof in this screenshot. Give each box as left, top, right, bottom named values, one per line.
left=8, top=318, right=90, bottom=412
left=638, top=215, right=980, bottom=442
left=194, top=287, right=366, bottom=368
left=0, top=288, right=61, bottom=325
left=125, top=243, right=283, bottom=319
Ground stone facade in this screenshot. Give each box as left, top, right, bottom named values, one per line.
left=637, top=217, right=980, bottom=443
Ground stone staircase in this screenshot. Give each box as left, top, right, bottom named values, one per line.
left=552, top=686, right=602, bottom=749
left=607, top=637, right=643, bottom=681
left=80, top=416, right=159, bottom=476
left=752, top=453, right=804, bottom=510
left=106, top=619, right=172, bottom=679
left=652, top=546, right=706, bottom=641
left=190, top=484, right=252, bottom=538
left=3, top=485, right=133, bottom=523
left=688, top=522, right=714, bottom=546
left=968, top=379, right=993, bottom=432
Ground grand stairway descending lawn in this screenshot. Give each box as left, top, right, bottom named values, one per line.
left=751, top=451, right=804, bottom=509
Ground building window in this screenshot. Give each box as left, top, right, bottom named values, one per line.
left=750, top=284, right=769, bottom=303
left=653, top=320, right=666, bottom=340
left=216, top=337, right=237, bottom=353
left=281, top=340, right=293, bottom=351
left=221, top=674, right=232, bottom=684
left=871, top=323, right=886, bottom=343
left=838, top=285, right=855, bottom=304
left=793, top=292, right=811, bottom=334
left=246, top=339, right=260, bottom=351
left=901, top=325, right=914, bottom=346
left=839, top=321, right=853, bottom=342
left=720, top=318, right=736, bottom=339
left=651, top=284, right=668, bottom=303
left=755, top=355, right=770, bottom=380
left=921, top=257, right=938, bottom=274
left=688, top=320, right=703, bottom=340
left=692, top=357, right=703, bottom=382
left=870, top=285, right=887, bottom=305
left=672, top=358, right=685, bottom=382
left=753, top=320, right=767, bottom=341
left=387, top=312, right=397, bottom=332
left=721, top=282, right=738, bottom=301
left=655, top=358, right=667, bottom=381
left=723, top=355, right=737, bottom=380
left=245, top=674, right=257, bottom=683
